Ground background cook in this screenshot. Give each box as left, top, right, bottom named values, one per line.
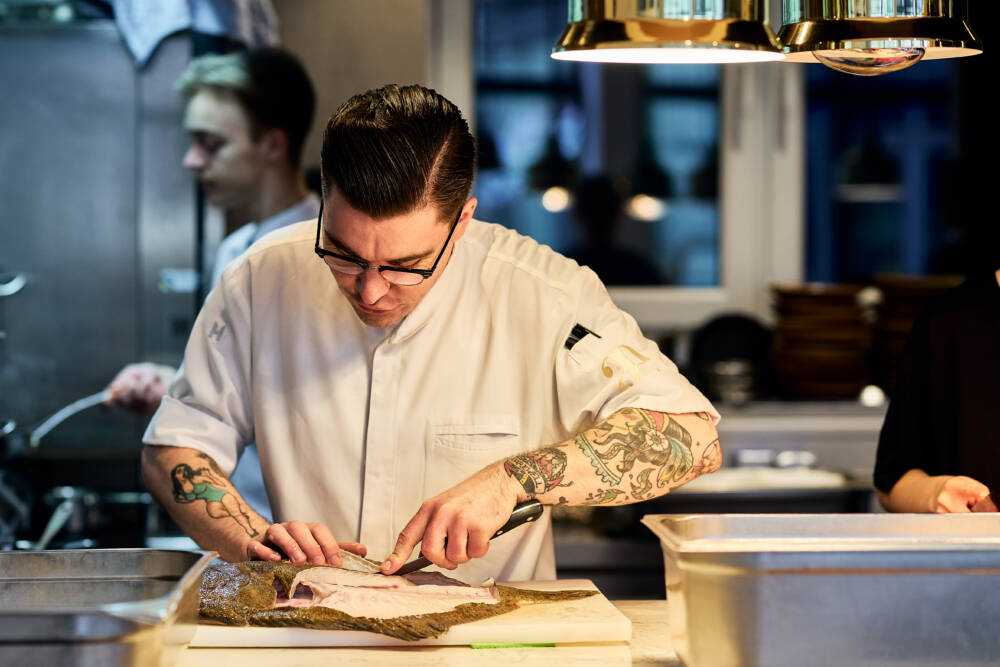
left=875, top=266, right=1000, bottom=513
left=140, top=84, right=721, bottom=583
left=105, top=47, right=320, bottom=521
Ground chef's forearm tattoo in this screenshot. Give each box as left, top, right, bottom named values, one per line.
left=504, top=447, right=573, bottom=498
left=505, top=408, right=716, bottom=507
left=691, top=439, right=722, bottom=477
left=197, top=452, right=228, bottom=478
left=576, top=408, right=705, bottom=504
left=169, top=457, right=259, bottom=538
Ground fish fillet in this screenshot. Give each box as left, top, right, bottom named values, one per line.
left=200, top=559, right=596, bottom=641
left=276, top=566, right=499, bottom=619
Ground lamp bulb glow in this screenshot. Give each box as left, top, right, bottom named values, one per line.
left=541, top=187, right=571, bottom=213
left=551, top=47, right=784, bottom=65
left=814, top=48, right=925, bottom=76
left=627, top=194, right=666, bottom=222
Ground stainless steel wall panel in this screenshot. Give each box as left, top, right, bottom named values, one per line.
left=136, top=33, right=197, bottom=368
left=0, top=23, right=194, bottom=452
left=0, top=24, right=138, bottom=448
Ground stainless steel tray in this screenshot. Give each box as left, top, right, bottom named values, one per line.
left=0, top=548, right=215, bottom=667
left=642, top=514, right=1000, bottom=667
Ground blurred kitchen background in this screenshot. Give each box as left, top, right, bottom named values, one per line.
left=1, top=0, right=997, bottom=596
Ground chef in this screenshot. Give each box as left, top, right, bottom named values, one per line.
left=106, top=47, right=320, bottom=520
left=141, top=83, right=721, bottom=583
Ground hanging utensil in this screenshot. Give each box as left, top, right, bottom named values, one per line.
left=28, top=389, right=112, bottom=448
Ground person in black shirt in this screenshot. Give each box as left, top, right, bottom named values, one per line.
left=874, top=268, right=1000, bottom=512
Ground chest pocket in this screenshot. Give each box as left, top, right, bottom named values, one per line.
left=424, top=416, right=522, bottom=498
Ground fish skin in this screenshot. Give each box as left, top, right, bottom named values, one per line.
left=335, top=550, right=384, bottom=573
left=199, top=560, right=597, bottom=641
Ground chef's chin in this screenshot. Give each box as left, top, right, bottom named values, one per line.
left=352, top=305, right=403, bottom=328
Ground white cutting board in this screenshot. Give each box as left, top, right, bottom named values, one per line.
left=191, top=579, right=630, bottom=647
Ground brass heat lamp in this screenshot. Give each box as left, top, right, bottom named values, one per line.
left=779, top=0, right=981, bottom=76
left=551, top=0, right=785, bottom=64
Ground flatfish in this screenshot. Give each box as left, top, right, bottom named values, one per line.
left=199, top=552, right=596, bottom=641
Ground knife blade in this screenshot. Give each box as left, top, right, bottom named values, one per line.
left=391, top=499, right=544, bottom=576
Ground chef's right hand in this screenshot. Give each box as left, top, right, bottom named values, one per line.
left=243, top=520, right=368, bottom=566
left=931, top=475, right=991, bottom=513
left=105, top=362, right=176, bottom=414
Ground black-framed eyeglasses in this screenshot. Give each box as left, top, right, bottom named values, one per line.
left=313, top=201, right=461, bottom=286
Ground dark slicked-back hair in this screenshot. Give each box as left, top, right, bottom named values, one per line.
left=320, top=84, right=476, bottom=222
left=177, top=47, right=315, bottom=166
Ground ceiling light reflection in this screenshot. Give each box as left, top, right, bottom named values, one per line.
left=627, top=194, right=667, bottom=222
left=541, top=186, right=572, bottom=213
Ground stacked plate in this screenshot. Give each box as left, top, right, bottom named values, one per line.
left=770, top=282, right=873, bottom=398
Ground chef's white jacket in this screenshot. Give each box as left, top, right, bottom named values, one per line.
left=144, top=218, right=718, bottom=583
left=209, top=192, right=320, bottom=521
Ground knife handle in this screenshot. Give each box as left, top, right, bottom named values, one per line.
left=491, top=499, right=543, bottom=539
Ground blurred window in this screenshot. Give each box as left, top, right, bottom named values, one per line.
left=474, top=0, right=722, bottom=287
left=804, top=59, right=962, bottom=283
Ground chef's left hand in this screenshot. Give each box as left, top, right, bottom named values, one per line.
left=245, top=520, right=368, bottom=566
left=381, top=462, right=523, bottom=573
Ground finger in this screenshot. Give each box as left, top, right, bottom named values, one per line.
left=138, top=388, right=158, bottom=413
left=244, top=539, right=281, bottom=562
left=422, top=518, right=457, bottom=570
left=285, top=521, right=326, bottom=565
left=466, top=524, right=492, bottom=560
left=383, top=508, right=431, bottom=573
left=111, top=382, right=134, bottom=402
left=118, top=390, right=141, bottom=410
left=445, top=516, right=470, bottom=565
left=979, top=494, right=999, bottom=512
left=104, top=384, right=121, bottom=405
left=307, top=523, right=342, bottom=566
left=339, top=542, right=367, bottom=557
left=937, top=492, right=972, bottom=513
left=265, top=524, right=308, bottom=563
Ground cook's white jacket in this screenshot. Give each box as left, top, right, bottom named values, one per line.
left=144, top=218, right=718, bottom=582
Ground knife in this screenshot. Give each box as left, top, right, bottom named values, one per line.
left=391, top=499, right=544, bottom=575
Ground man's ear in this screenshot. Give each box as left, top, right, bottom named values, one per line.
left=451, top=197, right=478, bottom=244
left=260, top=127, right=290, bottom=164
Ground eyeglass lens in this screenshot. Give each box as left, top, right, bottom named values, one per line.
left=321, top=256, right=425, bottom=286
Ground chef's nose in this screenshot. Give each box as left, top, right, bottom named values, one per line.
left=358, top=268, right=391, bottom=305
left=183, top=144, right=207, bottom=170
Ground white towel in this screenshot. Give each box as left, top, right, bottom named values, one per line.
left=112, top=0, right=279, bottom=67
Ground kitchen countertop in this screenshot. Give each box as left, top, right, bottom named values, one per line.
left=176, top=600, right=680, bottom=667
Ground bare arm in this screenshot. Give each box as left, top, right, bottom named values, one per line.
left=142, top=445, right=369, bottom=564
left=141, top=445, right=270, bottom=561
left=383, top=408, right=719, bottom=572
left=878, top=468, right=990, bottom=513
left=503, top=408, right=720, bottom=506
